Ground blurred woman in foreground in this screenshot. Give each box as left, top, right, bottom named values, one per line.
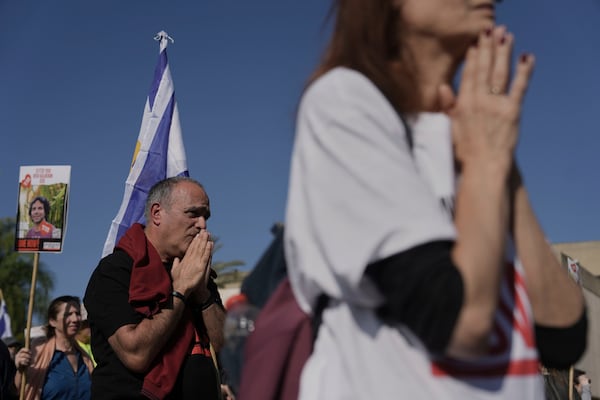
left=284, top=0, right=587, bottom=398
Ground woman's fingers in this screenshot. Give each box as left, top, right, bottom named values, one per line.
left=450, top=26, right=533, bottom=166
left=459, top=45, right=478, bottom=95
left=458, top=25, right=531, bottom=105
left=489, top=29, right=512, bottom=94
left=475, top=28, right=495, bottom=92
left=509, top=54, right=535, bottom=104
left=16, top=349, right=31, bottom=367
left=459, top=26, right=510, bottom=100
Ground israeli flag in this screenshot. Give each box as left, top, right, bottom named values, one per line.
left=102, top=31, right=189, bottom=257
left=0, top=298, right=13, bottom=339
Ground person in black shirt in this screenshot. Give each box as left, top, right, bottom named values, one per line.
left=0, top=340, right=17, bottom=400
left=85, top=177, right=225, bottom=399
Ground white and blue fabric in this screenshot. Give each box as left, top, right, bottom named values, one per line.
left=103, top=31, right=189, bottom=257
left=0, top=298, right=13, bottom=339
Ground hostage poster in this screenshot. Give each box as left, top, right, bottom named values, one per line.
left=15, top=166, right=71, bottom=253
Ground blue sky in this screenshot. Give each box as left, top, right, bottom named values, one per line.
left=0, top=1, right=599, bottom=303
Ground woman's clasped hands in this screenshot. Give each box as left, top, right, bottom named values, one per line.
left=438, top=26, right=535, bottom=171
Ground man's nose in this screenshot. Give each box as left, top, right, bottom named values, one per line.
left=195, top=216, right=207, bottom=230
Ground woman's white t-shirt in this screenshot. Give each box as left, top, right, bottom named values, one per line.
left=284, top=67, right=543, bottom=399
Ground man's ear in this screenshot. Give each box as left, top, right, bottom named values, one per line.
left=149, top=203, right=162, bottom=225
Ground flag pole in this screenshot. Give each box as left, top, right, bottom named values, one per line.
left=568, top=365, right=574, bottom=400
left=19, top=251, right=39, bottom=400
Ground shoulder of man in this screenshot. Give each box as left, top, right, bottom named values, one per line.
left=85, top=249, right=135, bottom=301
left=97, top=249, right=134, bottom=271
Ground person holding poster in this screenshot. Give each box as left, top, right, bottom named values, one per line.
left=25, top=197, right=57, bottom=239
left=14, top=296, right=93, bottom=399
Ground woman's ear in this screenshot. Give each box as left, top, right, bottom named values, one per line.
left=48, top=318, right=58, bottom=329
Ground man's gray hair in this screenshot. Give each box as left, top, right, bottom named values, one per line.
left=144, top=176, right=205, bottom=221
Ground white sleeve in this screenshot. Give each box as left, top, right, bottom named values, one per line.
left=285, top=68, right=455, bottom=303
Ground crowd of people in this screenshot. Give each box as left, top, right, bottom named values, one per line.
left=1, top=0, right=593, bottom=399
left=0, top=166, right=592, bottom=400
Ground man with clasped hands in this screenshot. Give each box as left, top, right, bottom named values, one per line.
left=85, top=176, right=225, bottom=400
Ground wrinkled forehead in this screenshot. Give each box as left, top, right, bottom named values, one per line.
left=171, top=182, right=210, bottom=208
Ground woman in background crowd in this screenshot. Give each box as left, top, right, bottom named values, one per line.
left=14, top=296, right=93, bottom=400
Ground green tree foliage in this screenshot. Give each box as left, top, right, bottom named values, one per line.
left=210, top=235, right=246, bottom=288
left=44, top=183, right=67, bottom=229
left=0, top=218, right=54, bottom=342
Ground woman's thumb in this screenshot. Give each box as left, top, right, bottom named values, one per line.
left=438, top=83, right=456, bottom=113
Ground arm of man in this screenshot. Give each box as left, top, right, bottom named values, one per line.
left=190, top=274, right=226, bottom=352
left=108, top=231, right=215, bottom=374
left=202, top=301, right=226, bottom=352
left=108, top=297, right=187, bottom=374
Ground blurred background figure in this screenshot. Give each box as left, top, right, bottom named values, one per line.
left=541, top=367, right=574, bottom=400
left=220, top=293, right=259, bottom=398
left=75, top=305, right=96, bottom=367
left=14, top=296, right=94, bottom=400
left=1, top=337, right=21, bottom=361
left=541, top=366, right=591, bottom=400
left=574, top=369, right=592, bottom=400
left=1, top=339, right=17, bottom=400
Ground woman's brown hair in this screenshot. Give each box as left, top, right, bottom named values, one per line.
left=310, top=0, right=420, bottom=113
